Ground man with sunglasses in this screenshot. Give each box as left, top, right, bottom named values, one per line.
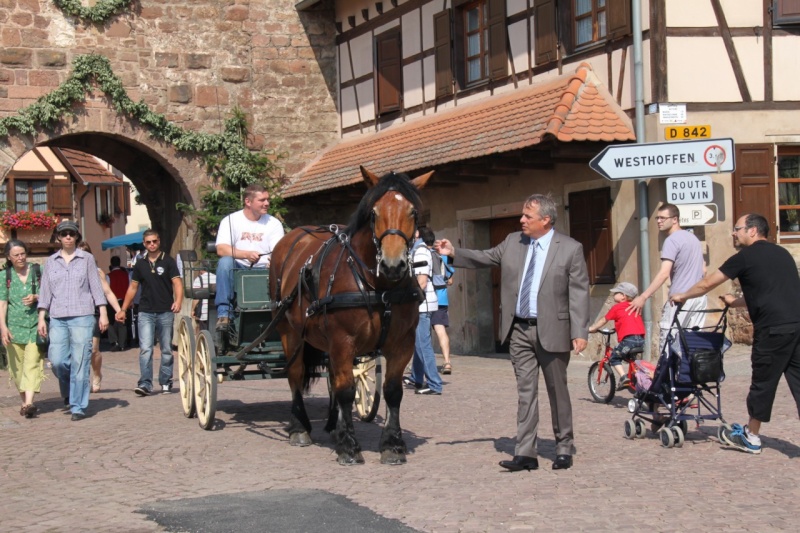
left=214, top=184, right=284, bottom=331
left=671, top=214, right=800, bottom=454
left=116, top=229, right=183, bottom=396
left=627, top=203, right=707, bottom=351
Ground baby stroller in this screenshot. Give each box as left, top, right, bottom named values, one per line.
left=623, top=303, right=731, bottom=448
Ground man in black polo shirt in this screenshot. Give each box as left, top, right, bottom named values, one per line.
left=671, top=213, right=800, bottom=454
left=116, top=229, right=183, bottom=396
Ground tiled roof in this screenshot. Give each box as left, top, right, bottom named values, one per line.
left=284, top=63, right=635, bottom=197
left=55, top=148, right=121, bottom=185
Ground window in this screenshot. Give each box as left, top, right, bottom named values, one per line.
left=773, top=0, right=800, bottom=26
left=778, top=148, right=800, bottom=234
left=375, top=28, right=402, bottom=115
left=2, top=180, right=49, bottom=212
left=96, top=187, right=113, bottom=222
left=434, top=0, right=507, bottom=97
left=574, top=0, right=607, bottom=47
left=533, top=0, right=630, bottom=65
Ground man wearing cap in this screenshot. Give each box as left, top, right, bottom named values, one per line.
left=589, top=282, right=646, bottom=389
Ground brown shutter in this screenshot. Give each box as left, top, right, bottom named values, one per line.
left=487, top=0, right=508, bottom=81
left=48, top=180, right=73, bottom=215
left=533, top=0, right=557, bottom=66
left=123, top=182, right=131, bottom=216
left=114, top=184, right=125, bottom=215
left=607, top=0, right=632, bottom=40
left=434, top=9, right=453, bottom=98
left=774, top=0, right=800, bottom=24
left=732, top=144, right=776, bottom=243
left=376, top=28, right=402, bottom=114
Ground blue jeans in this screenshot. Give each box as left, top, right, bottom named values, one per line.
left=410, top=312, right=443, bottom=393
left=137, top=311, right=175, bottom=390
left=48, top=315, right=94, bottom=415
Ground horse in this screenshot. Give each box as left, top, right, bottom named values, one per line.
left=269, top=166, right=433, bottom=465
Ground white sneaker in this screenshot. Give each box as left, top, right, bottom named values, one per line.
left=161, top=384, right=173, bottom=394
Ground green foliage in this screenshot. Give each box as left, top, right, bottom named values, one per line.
left=53, top=0, right=134, bottom=24
left=0, top=53, right=285, bottom=255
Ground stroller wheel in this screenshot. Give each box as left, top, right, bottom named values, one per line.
left=658, top=427, right=675, bottom=448
left=672, top=426, right=685, bottom=447
left=627, top=398, right=638, bottom=413
left=678, top=419, right=689, bottom=436
left=623, top=419, right=636, bottom=439
left=635, top=419, right=647, bottom=438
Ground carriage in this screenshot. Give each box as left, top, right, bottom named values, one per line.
left=175, top=251, right=383, bottom=430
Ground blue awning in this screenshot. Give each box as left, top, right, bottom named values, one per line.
left=101, top=230, right=146, bottom=251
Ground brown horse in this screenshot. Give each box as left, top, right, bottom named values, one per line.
left=269, top=166, right=433, bottom=465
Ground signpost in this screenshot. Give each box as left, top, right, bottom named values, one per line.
left=589, top=138, right=735, bottom=181
left=677, top=204, right=718, bottom=226
left=666, top=175, right=713, bottom=204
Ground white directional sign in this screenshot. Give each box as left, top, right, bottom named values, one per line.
left=589, top=138, right=735, bottom=181
left=678, top=204, right=718, bottom=226
left=666, top=175, right=713, bottom=205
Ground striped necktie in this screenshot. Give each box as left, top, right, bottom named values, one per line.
left=518, top=240, right=537, bottom=317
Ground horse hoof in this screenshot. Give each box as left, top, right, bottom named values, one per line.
left=289, top=432, right=313, bottom=447
left=337, top=452, right=365, bottom=466
left=380, top=450, right=407, bottom=465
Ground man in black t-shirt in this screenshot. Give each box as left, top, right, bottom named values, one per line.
left=116, top=229, right=184, bottom=396
left=671, top=213, right=800, bottom=455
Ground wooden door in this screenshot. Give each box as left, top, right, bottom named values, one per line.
left=568, top=188, right=614, bottom=284
left=732, top=144, right=776, bottom=242
left=489, top=216, right=520, bottom=349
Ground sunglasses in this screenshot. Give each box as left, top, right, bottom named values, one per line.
left=144, top=239, right=160, bottom=245
left=59, top=231, right=78, bottom=238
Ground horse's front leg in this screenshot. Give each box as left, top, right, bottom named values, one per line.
left=329, top=353, right=364, bottom=465
left=379, top=344, right=413, bottom=465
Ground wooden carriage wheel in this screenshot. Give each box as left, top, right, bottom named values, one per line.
left=353, top=354, right=382, bottom=422
left=177, top=316, right=196, bottom=418
left=193, top=330, right=218, bottom=430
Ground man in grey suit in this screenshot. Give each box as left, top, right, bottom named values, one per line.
left=436, top=194, right=589, bottom=471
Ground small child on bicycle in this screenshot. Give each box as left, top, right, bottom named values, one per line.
left=588, top=282, right=646, bottom=390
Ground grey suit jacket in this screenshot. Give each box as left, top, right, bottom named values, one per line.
left=454, top=231, right=590, bottom=353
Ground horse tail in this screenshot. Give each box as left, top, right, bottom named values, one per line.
left=302, top=341, right=327, bottom=392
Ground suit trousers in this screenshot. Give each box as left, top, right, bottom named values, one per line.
left=508, top=322, right=575, bottom=457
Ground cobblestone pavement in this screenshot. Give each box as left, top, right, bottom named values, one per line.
left=1, top=342, right=798, bottom=532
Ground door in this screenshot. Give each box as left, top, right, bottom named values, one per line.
left=489, top=216, right=520, bottom=350
left=568, top=188, right=615, bottom=284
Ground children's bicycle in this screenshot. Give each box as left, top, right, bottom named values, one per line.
left=587, top=329, right=644, bottom=403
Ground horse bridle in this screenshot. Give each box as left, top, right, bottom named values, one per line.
left=369, top=188, right=418, bottom=277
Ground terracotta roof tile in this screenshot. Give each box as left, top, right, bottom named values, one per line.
left=55, top=148, right=121, bottom=185
left=284, top=63, right=635, bottom=197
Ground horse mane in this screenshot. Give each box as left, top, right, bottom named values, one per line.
left=345, top=171, right=423, bottom=237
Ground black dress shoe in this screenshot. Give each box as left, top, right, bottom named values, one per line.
left=552, top=454, right=573, bottom=470
left=499, top=456, right=539, bottom=472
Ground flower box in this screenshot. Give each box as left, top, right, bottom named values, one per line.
left=0, top=211, right=59, bottom=231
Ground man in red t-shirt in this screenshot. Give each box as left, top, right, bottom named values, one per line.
left=589, top=282, right=646, bottom=389
left=107, top=256, right=130, bottom=351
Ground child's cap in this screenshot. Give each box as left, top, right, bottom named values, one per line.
left=610, top=282, right=638, bottom=298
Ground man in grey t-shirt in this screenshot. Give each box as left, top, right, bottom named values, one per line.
left=628, top=203, right=707, bottom=351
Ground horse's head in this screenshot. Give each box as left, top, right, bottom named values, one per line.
left=358, top=166, right=433, bottom=282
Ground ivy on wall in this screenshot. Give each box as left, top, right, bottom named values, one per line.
left=53, top=0, right=134, bottom=23
left=0, top=53, right=285, bottom=251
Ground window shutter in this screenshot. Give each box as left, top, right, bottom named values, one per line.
left=376, top=28, right=402, bottom=114
left=48, top=180, right=73, bottom=215
left=733, top=144, right=777, bottom=242
left=114, top=184, right=125, bottom=215
left=774, top=0, right=800, bottom=25
left=434, top=9, right=453, bottom=98
left=533, top=0, right=557, bottom=66
left=487, top=0, right=508, bottom=81
left=123, top=182, right=131, bottom=216
left=606, top=0, right=632, bottom=40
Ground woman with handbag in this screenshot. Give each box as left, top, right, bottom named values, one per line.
left=37, top=221, right=107, bottom=421
left=0, top=239, right=46, bottom=418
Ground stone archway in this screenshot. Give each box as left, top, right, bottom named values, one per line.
left=0, top=100, right=211, bottom=256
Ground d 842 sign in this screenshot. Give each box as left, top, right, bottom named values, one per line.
left=665, top=125, right=712, bottom=140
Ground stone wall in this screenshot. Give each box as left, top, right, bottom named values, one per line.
left=0, top=0, right=340, bottom=180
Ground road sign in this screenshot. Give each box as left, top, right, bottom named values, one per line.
left=665, top=125, right=711, bottom=140
left=677, top=204, right=718, bottom=226
left=666, top=175, right=713, bottom=205
left=589, top=138, right=735, bottom=181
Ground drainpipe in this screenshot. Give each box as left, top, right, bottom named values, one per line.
left=632, top=0, right=653, bottom=359
left=79, top=184, right=92, bottom=238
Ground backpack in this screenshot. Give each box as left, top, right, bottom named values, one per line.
left=430, top=250, right=453, bottom=290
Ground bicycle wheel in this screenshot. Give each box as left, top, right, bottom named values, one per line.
left=588, top=361, right=616, bottom=403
